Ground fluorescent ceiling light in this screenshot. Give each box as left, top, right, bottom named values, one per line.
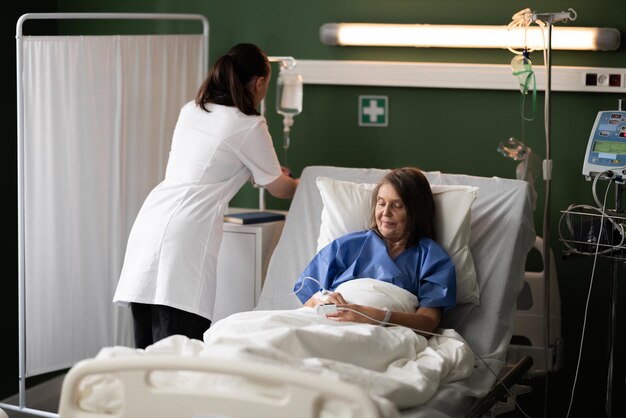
left=320, top=23, right=621, bottom=51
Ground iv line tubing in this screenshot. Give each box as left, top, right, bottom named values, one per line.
left=565, top=175, right=613, bottom=418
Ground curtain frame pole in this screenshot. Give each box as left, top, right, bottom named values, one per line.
left=4, top=13, right=208, bottom=418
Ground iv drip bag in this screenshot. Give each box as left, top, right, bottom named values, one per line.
left=276, top=69, right=303, bottom=150
left=277, top=71, right=303, bottom=116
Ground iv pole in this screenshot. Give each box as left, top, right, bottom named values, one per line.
left=533, top=8, right=621, bottom=418
left=256, top=56, right=297, bottom=211
left=528, top=8, right=575, bottom=418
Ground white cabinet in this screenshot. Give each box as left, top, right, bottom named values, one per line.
left=212, top=218, right=285, bottom=323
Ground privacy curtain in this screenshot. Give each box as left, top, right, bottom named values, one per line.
left=22, top=35, right=203, bottom=375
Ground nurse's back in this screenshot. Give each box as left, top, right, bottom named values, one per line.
left=165, top=102, right=268, bottom=186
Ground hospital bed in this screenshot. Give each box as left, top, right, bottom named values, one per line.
left=57, top=165, right=536, bottom=418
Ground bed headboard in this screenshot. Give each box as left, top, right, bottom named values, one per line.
left=256, top=165, right=535, bottom=360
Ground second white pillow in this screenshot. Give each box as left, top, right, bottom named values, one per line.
left=316, top=176, right=480, bottom=305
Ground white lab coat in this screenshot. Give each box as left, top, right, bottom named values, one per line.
left=113, top=102, right=282, bottom=320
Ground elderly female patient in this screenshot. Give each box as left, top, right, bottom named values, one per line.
left=293, top=167, right=456, bottom=334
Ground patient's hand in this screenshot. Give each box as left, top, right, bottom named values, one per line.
left=325, top=304, right=384, bottom=325
left=320, top=291, right=347, bottom=305
left=304, top=291, right=347, bottom=307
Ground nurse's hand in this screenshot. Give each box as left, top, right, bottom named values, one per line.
left=266, top=173, right=298, bottom=199
left=281, top=166, right=293, bottom=177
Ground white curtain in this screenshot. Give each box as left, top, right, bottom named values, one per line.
left=22, top=35, right=203, bottom=376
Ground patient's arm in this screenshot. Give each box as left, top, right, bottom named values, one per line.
left=381, top=306, right=442, bottom=334
left=322, top=297, right=442, bottom=334
left=305, top=291, right=442, bottom=334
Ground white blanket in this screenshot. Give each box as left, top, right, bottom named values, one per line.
left=204, top=308, right=474, bottom=416
left=79, top=308, right=474, bottom=418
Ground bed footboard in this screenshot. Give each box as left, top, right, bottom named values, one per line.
left=58, top=355, right=379, bottom=418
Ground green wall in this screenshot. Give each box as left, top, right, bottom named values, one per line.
left=4, top=1, right=625, bottom=416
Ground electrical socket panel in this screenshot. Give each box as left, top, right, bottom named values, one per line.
left=585, top=72, right=624, bottom=87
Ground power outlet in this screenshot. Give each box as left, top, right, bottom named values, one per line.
left=585, top=73, right=598, bottom=86
left=584, top=72, right=623, bottom=87
left=609, top=74, right=622, bottom=87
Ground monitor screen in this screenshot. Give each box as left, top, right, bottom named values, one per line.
left=592, top=140, right=626, bottom=154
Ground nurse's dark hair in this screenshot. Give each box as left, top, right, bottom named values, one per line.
left=195, top=43, right=269, bottom=116
left=370, top=167, right=436, bottom=247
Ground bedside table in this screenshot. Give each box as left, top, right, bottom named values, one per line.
left=212, top=212, right=285, bottom=322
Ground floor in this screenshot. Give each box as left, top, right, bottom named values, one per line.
left=0, top=374, right=63, bottom=417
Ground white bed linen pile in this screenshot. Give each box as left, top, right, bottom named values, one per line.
left=79, top=309, right=474, bottom=418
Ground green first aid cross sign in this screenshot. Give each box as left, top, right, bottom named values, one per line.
left=359, top=95, right=388, bottom=127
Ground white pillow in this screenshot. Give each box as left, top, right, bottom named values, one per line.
left=335, top=278, right=418, bottom=312
left=316, top=176, right=480, bottom=305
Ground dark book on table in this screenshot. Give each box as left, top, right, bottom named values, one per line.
left=223, top=211, right=285, bottom=225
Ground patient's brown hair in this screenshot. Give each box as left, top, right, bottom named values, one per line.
left=370, top=167, right=436, bottom=247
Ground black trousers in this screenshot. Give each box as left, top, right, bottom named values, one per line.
left=130, top=302, right=211, bottom=349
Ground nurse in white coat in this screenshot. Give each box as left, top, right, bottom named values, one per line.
left=114, top=43, right=298, bottom=349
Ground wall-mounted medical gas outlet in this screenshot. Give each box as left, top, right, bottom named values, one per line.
left=585, top=72, right=623, bottom=87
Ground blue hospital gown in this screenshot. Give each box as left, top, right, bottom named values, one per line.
left=293, top=230, right=456, bottom=310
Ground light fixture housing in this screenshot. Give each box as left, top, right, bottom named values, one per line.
left=320, top=23, right=621, bottom=51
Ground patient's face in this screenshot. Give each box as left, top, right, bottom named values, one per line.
left=375, top=183, right=408, bottom=244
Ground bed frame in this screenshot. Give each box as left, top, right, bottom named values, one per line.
left=56, top=165, right=536, bottom=418
left=257, top=166, right=537, bottom=417
left=58, top=356, right=379, bottom=418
